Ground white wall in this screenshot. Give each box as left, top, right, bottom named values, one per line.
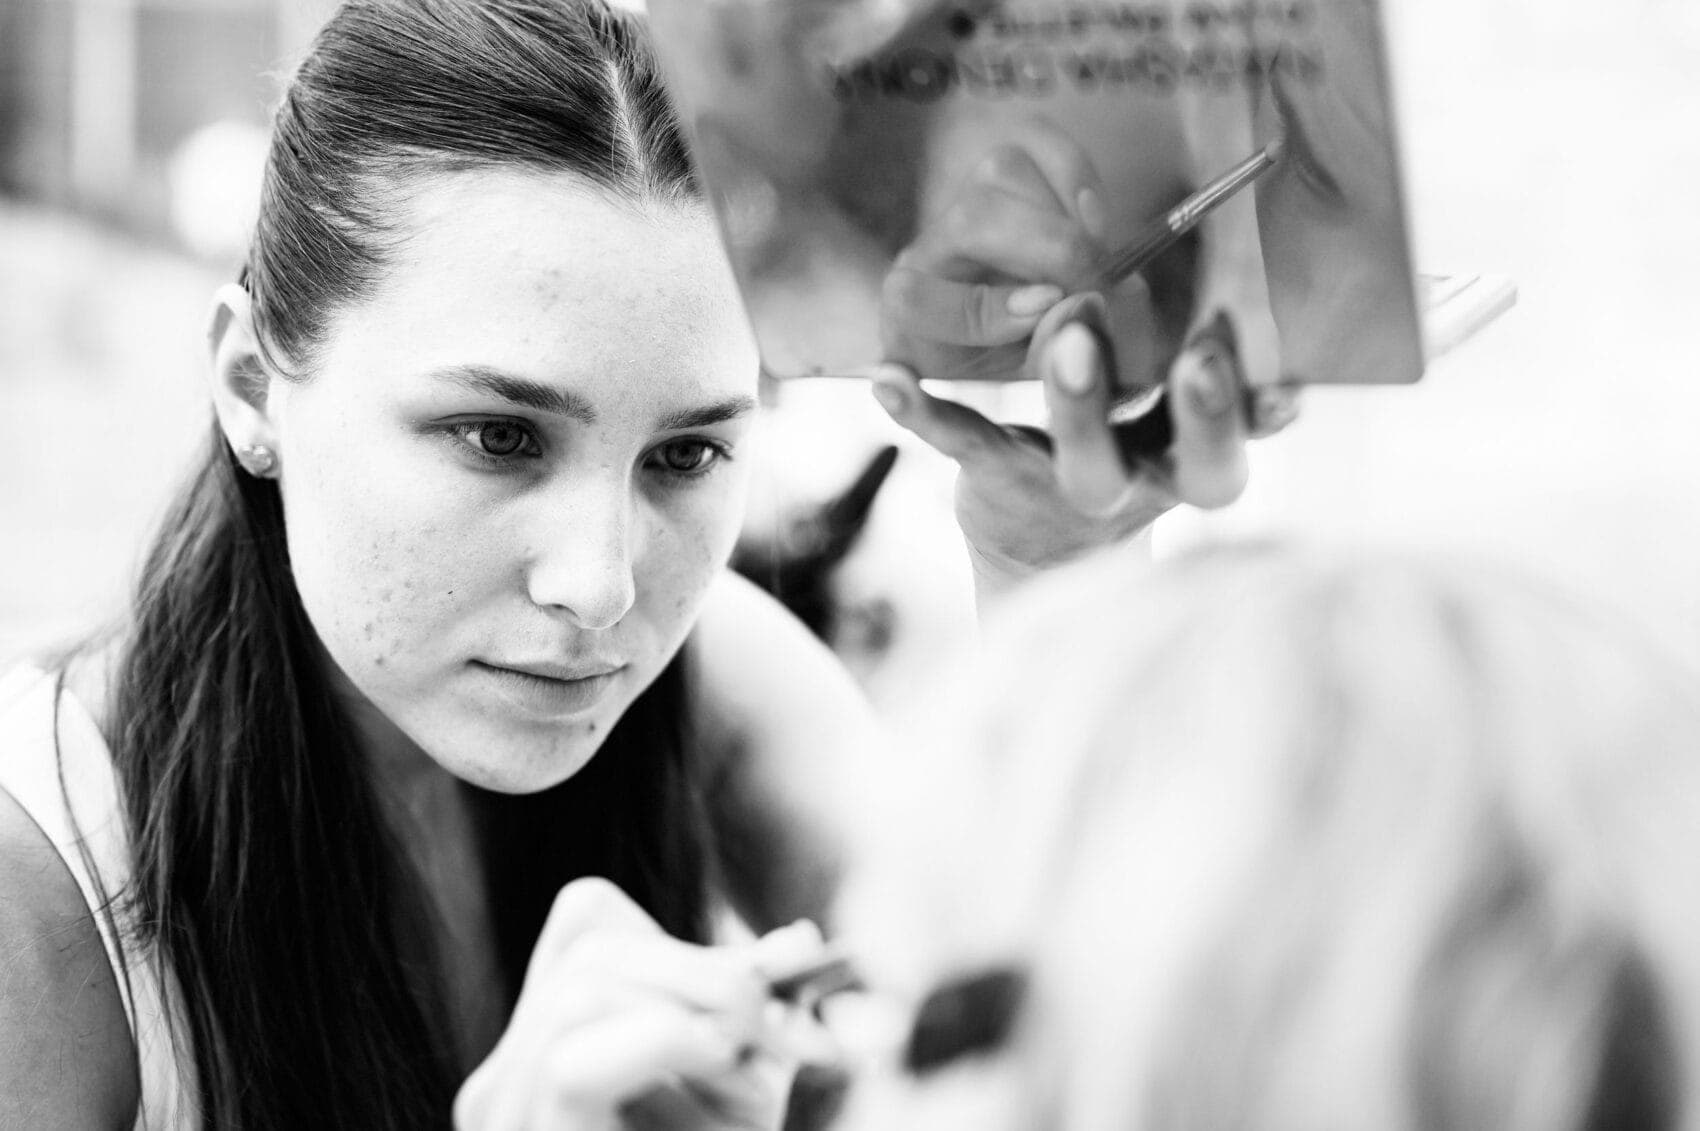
left=1163, top=0, right=1700, bottom=668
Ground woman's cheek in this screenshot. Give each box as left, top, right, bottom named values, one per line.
left=347, top=523, right=481, bottom=673
left=284, top=439, right=497, bottom=689
left=649, top=479, right=748, bottom=626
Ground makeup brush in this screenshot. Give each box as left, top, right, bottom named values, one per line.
left=768, top=952, right=864, bottom=1006
left=1088, top=134, right=1286, bottom=292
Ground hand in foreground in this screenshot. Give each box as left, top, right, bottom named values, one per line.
left=871, top=294, right=1300, bottom=605
left=454, top=878, right=832, bottom=1131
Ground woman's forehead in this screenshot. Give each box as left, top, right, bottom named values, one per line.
left=316, top=167, right=758, bottom=392
left=390, top=168, right=729, bottom=317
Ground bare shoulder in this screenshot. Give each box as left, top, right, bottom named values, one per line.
left=688, top=572, right=881, bottom=928
left=0, top=784, right=139, bottom=1129
left=689, top=570, right=878, bottom=760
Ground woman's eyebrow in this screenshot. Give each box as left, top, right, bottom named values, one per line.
left=431, top=364, right=597, bottom=423
left=655, top=396, right=758, bottom=432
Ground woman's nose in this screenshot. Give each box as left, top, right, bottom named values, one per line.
left=525, top=481, right=639, bottom=631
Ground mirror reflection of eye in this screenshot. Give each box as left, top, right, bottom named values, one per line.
left=903, top=967, right=1028, bottom=1077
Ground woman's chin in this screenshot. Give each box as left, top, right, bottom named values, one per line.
left=437, top=732, right=603, bottom=795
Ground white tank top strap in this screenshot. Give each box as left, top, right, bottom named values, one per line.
left=0, top=664, right=200, bottom=1130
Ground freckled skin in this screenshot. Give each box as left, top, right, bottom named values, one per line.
left=269, top=169, right=760, bottom=793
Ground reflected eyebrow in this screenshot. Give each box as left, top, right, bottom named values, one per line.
left=656, top=396, right=758, bottom=432
left=431, top=365, right=597, bottom=423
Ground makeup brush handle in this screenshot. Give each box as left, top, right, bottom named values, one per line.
left=768, top=954, right=863, bottom=1005
left=1090, top=217, right=1183, bottom=291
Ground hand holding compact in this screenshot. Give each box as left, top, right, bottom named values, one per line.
left=454, top=878, right=832, bottom=1131
left=872, top=294, right=1300, bottom=602
left=869, top=115, right=1301, bottom=598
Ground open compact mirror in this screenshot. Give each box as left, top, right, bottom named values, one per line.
left=648, top=0, right=1494, bottom=393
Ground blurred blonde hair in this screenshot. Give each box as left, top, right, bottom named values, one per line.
left=841, top=541, right=1700, bottom=1131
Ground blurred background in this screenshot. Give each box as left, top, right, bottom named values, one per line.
left=2, top=0, right=1697, bottom=699
left=0, top=0, right=337, bottom=657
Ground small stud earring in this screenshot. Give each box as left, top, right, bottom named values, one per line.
left=236, top=444, right=278, bottom=478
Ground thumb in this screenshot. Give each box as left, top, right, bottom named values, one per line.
left=1167, top=333, right=1250, bottom=509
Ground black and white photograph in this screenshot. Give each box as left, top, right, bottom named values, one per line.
left=1, top=0, right=1697, bottom=1128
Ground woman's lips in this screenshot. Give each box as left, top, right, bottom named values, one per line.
left=471, top=660, right=623, bottom=717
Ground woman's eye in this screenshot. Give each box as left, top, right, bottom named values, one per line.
left=651, top=439, right=727, bottom=476
left=441, top=419, right=541, bottom=462
left=472, top=421, right=530, bottom=457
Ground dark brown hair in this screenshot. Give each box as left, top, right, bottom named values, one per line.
left=109, top=2, right=713, bottom=1126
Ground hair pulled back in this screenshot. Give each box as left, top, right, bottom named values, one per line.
left=248, top=0, right=695, bottom=370
left=110, top=4, right=713, bottom=1128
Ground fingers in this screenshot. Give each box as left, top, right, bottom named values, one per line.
left=1101, top=273, right=1166, bottom=397
left=748, top=922, right=840, bottom=1066
left=910, top=144, right=1104, bottom=286
left=529, top=877, right=661, bottom=973
left=918, top=184, right=1101, bottom=285
left=458, top=897, right=833, bottom=1131
left=543, top=1007, right=742, bottom=1125
left=534, top=911, right=831, bottom=1038
left=1166, top=334, right=1251, bottom=509
left=1039, top=321, right=1133, bottom=516
left=531, top=932, right=770, bottom=1028
left=1031, top=301, right=1178, bottom=526
left=868, top=365, right=1016, bottom=471
left=882, top=130, right=1109, bottom=379
left=882, top=263, right=1064, bottom=347
left=516, top=878, right=774, bottom=1070
left=1247, top=381, right=1303, bottom=439
left=997, top=119, right=1111, bottom=241
left=749, top=919, right=828, bottom=982
left=945, top=136, right=1106, bottom=238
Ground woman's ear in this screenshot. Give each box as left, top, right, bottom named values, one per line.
left=207, top=283, right=282, bottom=478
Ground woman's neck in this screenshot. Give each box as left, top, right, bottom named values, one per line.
left=336, top=682, right=462, bottom=840
left=327, top=664, right=508, bottom=1070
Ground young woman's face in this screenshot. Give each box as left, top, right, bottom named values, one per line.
left=268, top=169, right=760, bottom=792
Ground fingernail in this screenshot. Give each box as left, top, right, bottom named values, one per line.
left=765, top=919, right=821, bottom=948
left=1006, top=284, right=1064, bottom=318
left=1076, top=187, right=1107, bottom=240
left=1254, top=385, right=1300, bottom=429
left=1186, top=349, right=1236, bottom=416
left=1048, top=323, right=1097, bottom=396
left=870, top=373, right=908, bottom=415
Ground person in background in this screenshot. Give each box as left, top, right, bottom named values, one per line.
left=834, top=542, right=1698, bottom=1131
